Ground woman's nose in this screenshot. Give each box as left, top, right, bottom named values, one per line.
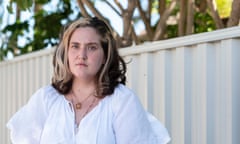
left=77, top=48, right=87, bottom=60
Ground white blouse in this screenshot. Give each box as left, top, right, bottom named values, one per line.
left=7, top=84, right=170, bottom=144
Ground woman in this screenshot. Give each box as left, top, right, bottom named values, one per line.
left=7, top=17, right=170, bottom=144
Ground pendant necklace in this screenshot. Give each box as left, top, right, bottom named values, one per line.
left=71, top=89, right=98, bottom=130
left=71, top=90, right=95, bottom=110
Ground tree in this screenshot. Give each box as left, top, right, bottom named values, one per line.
left=1, top=0, right=239, bottom=61
left=0, top=0, right=75, bottom=60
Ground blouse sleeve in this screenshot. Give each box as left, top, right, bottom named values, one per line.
left=112, top=85, right=170, bottom=144
left=6, top=87, right=49, bottom=144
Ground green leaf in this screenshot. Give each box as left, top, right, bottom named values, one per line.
left=12, top=0, right=34, bottom=11
left=7, top=5, right=13, bottom=14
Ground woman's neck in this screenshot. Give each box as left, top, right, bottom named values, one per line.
left=71, top=78, right=96, bottom=98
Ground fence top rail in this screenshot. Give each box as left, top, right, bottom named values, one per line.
left=1, top=26, right=240, bottom=66
left=119, top=26, right=240, bottom=56
left=0, top=47, right=55, bottom=66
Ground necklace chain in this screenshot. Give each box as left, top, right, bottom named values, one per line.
left=71, top=90, right=96, bottom=110
left=71, top=89, right=98, bottom=129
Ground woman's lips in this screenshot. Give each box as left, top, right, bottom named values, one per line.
left=76, top=63, right=87, bottom=67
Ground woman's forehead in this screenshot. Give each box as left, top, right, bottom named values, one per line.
left=70, top=27, right=101, bottom=43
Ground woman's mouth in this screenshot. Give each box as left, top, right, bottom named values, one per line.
left=76, top=63, right=87, bottom=67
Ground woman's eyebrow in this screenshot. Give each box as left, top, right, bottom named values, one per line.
left=70, top=42, right=79, bottom=45
left=86, top=42, right=99, bottom=45
left=69, top=42, right=100, bottom=46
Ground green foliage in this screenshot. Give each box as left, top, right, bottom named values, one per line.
left=7, top=0, right=33, bottom=13
left=162, top=11, right=216, bottom=39
left=194, top=12, right=216, bottom=33
left=166, top=24, right=178, bottom=39
left=1, top=0, right=76, bottom=60
left=0, top=20, right=29, bottom=59
left=28, top=0, right=73, bottom=52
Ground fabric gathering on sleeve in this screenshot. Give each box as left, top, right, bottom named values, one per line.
left=147, top=112, right=171, bottom=144
left=6, top=85, right=52, bottom=144
left=111, top=84, right=171, bottom=144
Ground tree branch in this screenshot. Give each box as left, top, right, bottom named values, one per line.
left=76, top=0, right=90, bottom=18
left=114, top=0, right=124, bottom=12
left=131, top=24, right=140, bottom=45
left=82, top=0, right=105, bottom=19
left=136, top=0, right=153, bottom=40
left=104, top=0, right=121, bottom=17
left=154, top=0, right=177, bottom=40
left=206, top=0, right=224, bottom=28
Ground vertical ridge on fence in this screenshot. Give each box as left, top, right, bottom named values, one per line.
left=204, top=43, right=216, bottom=144
left=230, top=39, right=240, bottom=144
left=152, top=50, right=171, bottom=125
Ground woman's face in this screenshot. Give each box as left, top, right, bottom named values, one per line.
left=68, top=27, right=105, bottom=81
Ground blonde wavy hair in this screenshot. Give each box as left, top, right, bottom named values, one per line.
left=52, top=17, right=126, bottom=97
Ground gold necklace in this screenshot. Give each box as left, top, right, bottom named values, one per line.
left=75, top=97, right=97, bottom=129
left=71, top=90, right=96, bottom=110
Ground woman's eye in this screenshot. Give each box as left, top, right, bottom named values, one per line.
left=71, top=45, right=79, bottom=49
left=87, top=45, right=97, bottom=51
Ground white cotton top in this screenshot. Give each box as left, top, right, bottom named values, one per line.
left=7, top=84, right=170, bottom=144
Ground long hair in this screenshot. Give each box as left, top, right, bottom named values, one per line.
left=52, top=17, right=126, bottom=97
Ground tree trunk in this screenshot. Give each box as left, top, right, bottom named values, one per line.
left=178, top=0, right=187, bottom=36
left=121, top=0, right=136, bottom=47
left=198, top=0, right=207, bottom=12
left=186, top=0, right=194, bottom=34
left=159, top=0, right=166, bottom=15
left=227, top=0, right=240, bottom=27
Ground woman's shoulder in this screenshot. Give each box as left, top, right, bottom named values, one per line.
left=37, top=84, right=59, bottom=94
left=112, top=84, right=136, bottom=97
left=36, top=84, right=61, bottom=96
left=110, top=84, right=142, bottom=112
left=110, top=84, right=137, bottom=103
left=30, top=84, right=63, bottom=109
